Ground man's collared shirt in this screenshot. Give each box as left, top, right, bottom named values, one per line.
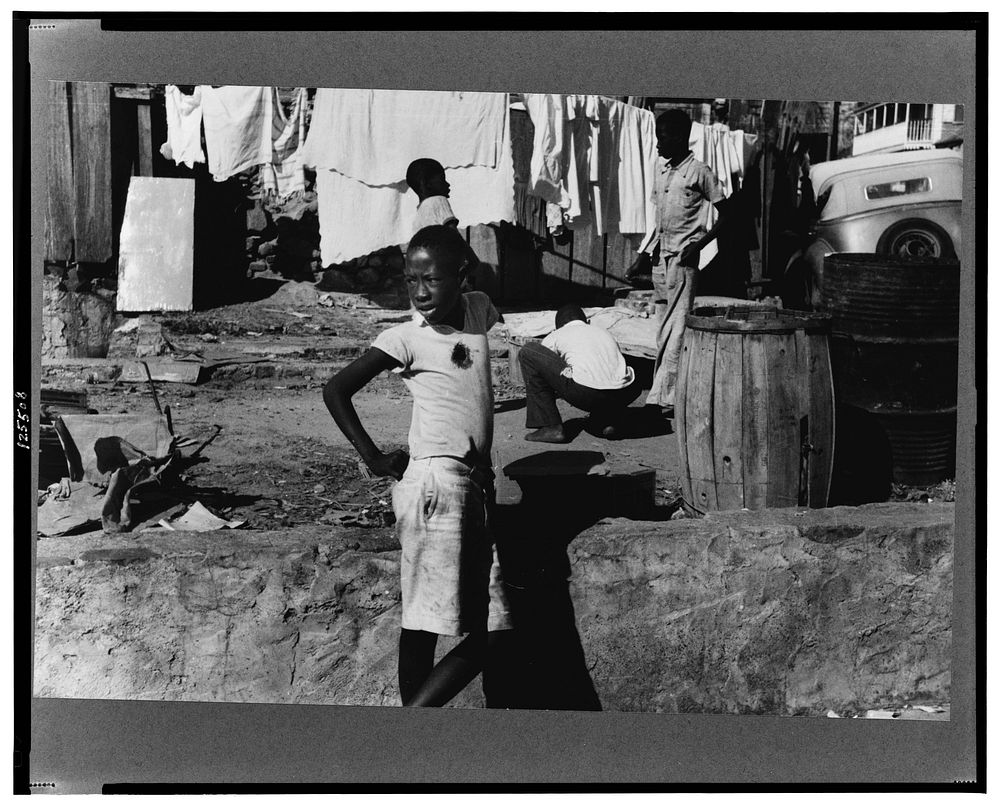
left=651, top=151, right=725, bottom=256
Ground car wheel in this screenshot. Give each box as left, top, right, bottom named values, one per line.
left=876, top=218, right=955, bottom=260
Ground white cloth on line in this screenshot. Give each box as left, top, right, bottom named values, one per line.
left=314, top=102, right=514, bottom=265
left=260, top=87, right=309, bottom=198
left=689, top=121, right=745, bottom=267
left=160, top=85, right=205, bottom=169
left=301, top=88, right=507, bottom=184
left=200, top=85, right=274, bottom=182
left=622, top=102, right=659, bottom=239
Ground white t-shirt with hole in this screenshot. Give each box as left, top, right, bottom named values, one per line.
left=372, top=292, right=498, bottom=468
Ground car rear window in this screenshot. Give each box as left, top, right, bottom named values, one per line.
left=864, top=177, right=931, bottom=200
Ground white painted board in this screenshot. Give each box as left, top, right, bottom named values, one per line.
left=117, top=177, right=195, bottom=312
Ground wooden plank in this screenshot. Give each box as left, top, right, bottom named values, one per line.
left=570, top=220, right=605, bottom=288
left=468, top=224, right=501, bottom=299
left=712, top=332, right=745, bottom=510
left=45, top=81, right=75, bottom=262
left=807, top=332, right=836, bottom=507
left=793, top=328, right=811, bottom=507
left=765, top=332, right=800, bottom=507
left=117, top=177, right=195, bottom=312
left=686, top=328, right=719, bottom=512
left=742, top=334, right=769, bottom=509
left=71, top=82, right=113, bottom=263
left=604, top=229, right=639, bottom=292
left=135, top=101, right=155, bottom=177
left=496, top=223, right=539, bottom=305
left=113, top=84, right=155, bottom=100
left=674, top=326, right=693, bottom=508
left=120, top=360, right=202, bottom=384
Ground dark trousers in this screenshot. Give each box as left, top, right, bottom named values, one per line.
left=518, top=340, right=642, bottom=428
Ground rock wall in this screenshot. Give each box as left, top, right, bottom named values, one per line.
left=42, top=275, right=120, bottom=359
left=34, top=503, right=952, bottom=714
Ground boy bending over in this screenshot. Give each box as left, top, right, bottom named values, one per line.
left=323, top=225, right=512, bottom=707
left=519, top=303, right=641, bottom=443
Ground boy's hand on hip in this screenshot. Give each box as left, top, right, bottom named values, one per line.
left=369, top=449, right=410, bottom=480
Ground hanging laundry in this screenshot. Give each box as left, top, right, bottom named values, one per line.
left=200, top=85, right=274, bottom=182
left=159, top=85, right=205, bottom=169
left=312, top=95, right=514, bottom=266
left=523, top=93, right=610, bottom=233
left=521, top=93, right=575, bottom=211
left=301, top=88, right=506, bottom=184
left=260, top=87, right=309, bottom=198
left=619, top=102, right=658, bottom=238
left=689, top=121, right=746, bottom=268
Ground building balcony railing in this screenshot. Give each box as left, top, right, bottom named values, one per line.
left=907, top=118, right=934, bottom=143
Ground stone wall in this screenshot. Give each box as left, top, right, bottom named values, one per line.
left=42, top=275, right=120, bottom=359
left=34, top=503, right=952, bottom=714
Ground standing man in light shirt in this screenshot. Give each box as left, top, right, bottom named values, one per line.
left=626, top=109, right=730, bottom=418
left=518, top=303, right=641, bottom=443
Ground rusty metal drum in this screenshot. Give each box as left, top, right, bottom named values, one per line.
left=821, top=253, right=959, bottom=484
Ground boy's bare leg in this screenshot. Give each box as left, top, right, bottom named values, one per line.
left=398, top=628, right=438, bottom=705
left=404, top=631, right=488, bottom=707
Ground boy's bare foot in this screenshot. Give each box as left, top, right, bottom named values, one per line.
left=525, top=424, right=568, bottom=443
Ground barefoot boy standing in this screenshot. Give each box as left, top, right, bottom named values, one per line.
left=323, top=224, right=512, bottom=707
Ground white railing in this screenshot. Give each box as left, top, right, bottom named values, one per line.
left=907, top=118, right=934, bottom=144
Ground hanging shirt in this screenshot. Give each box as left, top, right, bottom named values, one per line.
left=260, top=87, right=309, bottom=198
left=200, top=85, right=274, bottom=182
left=160, top=85, right=205, bottom=169
left=301, top=88, right=506, bottom=184
left=520, top=93, right=573, bottom=208
left=618, top=103, right=658, bottom=236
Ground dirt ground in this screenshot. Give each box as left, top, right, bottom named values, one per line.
left=42, top=279, right=684, bottom=541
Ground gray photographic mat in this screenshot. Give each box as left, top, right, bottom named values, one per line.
left=22, top=21, right=978, bottom=789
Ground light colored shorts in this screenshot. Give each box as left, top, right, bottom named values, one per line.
left=391, top=456, right=513, bottom=636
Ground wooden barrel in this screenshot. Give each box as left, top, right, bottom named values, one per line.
left=676, top=306, right=835, bottom=513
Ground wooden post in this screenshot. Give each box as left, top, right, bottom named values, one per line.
left=45, top=81, right=75, bottom=263
left=136, top=101, right=154, bottom=177
left=70, top=82, right=113, bottom=263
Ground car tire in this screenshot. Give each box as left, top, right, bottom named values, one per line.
left=876, top=218, right=956, bottom=260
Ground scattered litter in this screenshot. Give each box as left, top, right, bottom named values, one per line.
left=120, top=360, right=201, bottom=385
left=864, top=709, right=900, bottom=719
left=912, top=705, right=946, bottom=714
left=199, top=333, right=219, bottom=343
left=317, top=293, right=335, bottom=308
left=357, top=460, right=373, bottom=479
left=37, top=481, right=106, bottom=537
left=312, top=484, right=327, bottom=494
left=159, top=501, right=246, bottom=531
left=287, top=311, right=312, bottom=319
left=826, top=710, right=841, bottom=718
left=246, top=331, right=263, bottom=337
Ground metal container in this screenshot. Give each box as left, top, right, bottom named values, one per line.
left=821, top=253, right=959, bottom=485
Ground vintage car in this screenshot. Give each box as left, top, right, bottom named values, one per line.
left=801, top=148, right=963, bottom=307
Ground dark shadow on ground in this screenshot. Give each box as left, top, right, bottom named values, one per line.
left=218, top=278, right=289, bottom=306
left=493, top=398, right=526, bottom=415
left=487, top=457, right=675, bottom=711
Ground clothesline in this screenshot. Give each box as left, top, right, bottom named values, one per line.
left=158, top=86, right=751, bottom=267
